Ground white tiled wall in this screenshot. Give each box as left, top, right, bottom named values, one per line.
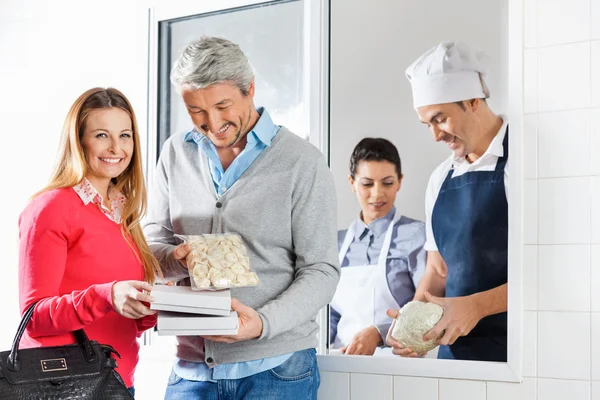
left=318, top=0, right=600, bottom=399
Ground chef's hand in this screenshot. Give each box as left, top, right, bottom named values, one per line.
left=422, top=291, right=481, bottom=346
left=173, top=243, right=191, bottom=269
left=202, top=298, right=263, bottom=343
left=340, top=325, right=382, bottom=355
left=385, top=309, right=425, bottom=357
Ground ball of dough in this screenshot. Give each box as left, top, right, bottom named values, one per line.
left=390, top=301, right=444, bottom=354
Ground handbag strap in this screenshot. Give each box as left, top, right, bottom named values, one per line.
left=7, top=302, right=97, bottom=372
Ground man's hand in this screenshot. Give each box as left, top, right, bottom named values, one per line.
left=422, top=291, right=482, bottom=346
left=385, top=309, right=425, bottom=357
left=202, top=298, right=263, bottom=343
left=173, top=243, right=191, bottom=269
left=340, top=325, right=382, bottom=356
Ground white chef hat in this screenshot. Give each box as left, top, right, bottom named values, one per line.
left=405, top=41, right=491, bottom=109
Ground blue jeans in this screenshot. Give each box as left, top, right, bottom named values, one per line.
left=128, top=386, right=135, bottom=397
left=164, top=349, right=319, bottom=400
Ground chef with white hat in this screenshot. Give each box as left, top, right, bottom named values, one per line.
left=386, top=41, right=509, bottom=362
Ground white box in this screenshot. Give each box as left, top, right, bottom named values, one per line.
left=157, top=311, right=239, bottom=336
left=150, top=284, right=231, bottom=316
left=157, top=328, right=239, bottom=336
left=158, top=311, right=238, bottom=330
left=150, top=303, right=230, bottom=316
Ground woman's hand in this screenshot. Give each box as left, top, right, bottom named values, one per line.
left=111, top=280, right=156, bottom=319
left=341, top=325, right=382, bottom=355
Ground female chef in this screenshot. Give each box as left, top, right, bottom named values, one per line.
left=329, top=138, right=426, bottom=355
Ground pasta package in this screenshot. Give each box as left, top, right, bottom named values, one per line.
left=175, top=233, right=259, bottom=291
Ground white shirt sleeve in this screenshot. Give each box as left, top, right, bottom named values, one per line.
left=424, top=159, right=452, bottom=252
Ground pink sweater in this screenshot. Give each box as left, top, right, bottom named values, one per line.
left=18, top=188, right=156, bottom=388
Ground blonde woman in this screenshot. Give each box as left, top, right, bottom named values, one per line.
left=18, top=88, right=160, bottom=397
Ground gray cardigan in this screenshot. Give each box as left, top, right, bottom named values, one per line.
left=143, top=127, right=340, bottom=366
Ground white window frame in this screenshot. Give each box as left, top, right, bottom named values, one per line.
left=144, top=0, right=523, bottom=383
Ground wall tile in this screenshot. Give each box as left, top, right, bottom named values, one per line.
left=393, top=377, right=438, bottom=400
left=524, top=0, right=538, bottom=47
left=593, top=313, right=600, bottom=381
left=538, top=110, right=590, bottom=178
left=538, top=312, right=591, bottom=380
left=351, top=373, right=393, bottom=400
left=593, top=1, right=600, bottom=39
left=593, top=382, right=600, bottom=400
left=538, top=379, right=591, bottom=400
left=538, top=0, right=590, bottom=46
left=592, top=109, right=600, bottom=175
left=524, top=49, right=538, bottom=114
left=318, top=371, right=350, bottom=400
left=487, top=378, right=536, bottom=400
left=523, top=245, right=538, bottom=310
left=593, top=245, right=600, bottom=311
left=439, top=379, right=486, bottom=400
left=593, top=177, right=600, bottom=243
left=538, top=42, right=591, bottom=112
left=592, top=42, right=600, bottom=107
left=524, top=180, right=539, bottom=244
left=539, top=177, right=591, bottom=244
left=538, top=245, right=590, bottom=311
left=524, top=114, right=538, bottom=179
left=523, top=311, right=538, bottom=377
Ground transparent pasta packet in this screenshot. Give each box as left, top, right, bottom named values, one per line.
left=175, top=233, right=259, bottom=291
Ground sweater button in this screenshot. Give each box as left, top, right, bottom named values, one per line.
left=216, top=202, right=222, bottom=208
left=206, top=357, right=214, bottom=363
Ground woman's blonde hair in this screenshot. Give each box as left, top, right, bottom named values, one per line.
left=35, top=87, right=160, bottom=283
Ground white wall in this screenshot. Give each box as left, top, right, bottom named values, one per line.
left=1, top=1, right=599, bottom=400
left=320, top=0, right=600, bottom=399
left=330, top=0, right=508, bottom=228
left=0, top=1, right=168, bottom=398
left=0, top=0, right=152, bottom=342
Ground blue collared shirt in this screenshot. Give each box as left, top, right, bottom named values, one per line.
left=176, top=107, right=292, bottom=381
left=184, top=107, right=280, bottom=196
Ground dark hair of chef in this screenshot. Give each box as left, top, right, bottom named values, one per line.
left=349, top=138, right=402, bottom=179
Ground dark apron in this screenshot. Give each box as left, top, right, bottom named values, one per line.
left=431, top=129, right=508, bottom=362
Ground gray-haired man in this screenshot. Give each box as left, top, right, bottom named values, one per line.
left=143, top=36, right=340, bottom=399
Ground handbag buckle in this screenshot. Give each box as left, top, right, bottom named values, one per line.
left=40, top=358, right=67, bottom=372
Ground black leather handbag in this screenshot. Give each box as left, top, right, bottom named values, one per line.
left=0, top=303, right=133, bottom=399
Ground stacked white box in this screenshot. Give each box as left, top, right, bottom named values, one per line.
left=157, top=311, right=239, bottom=336
left=150, top=284, right=238, bottom=335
